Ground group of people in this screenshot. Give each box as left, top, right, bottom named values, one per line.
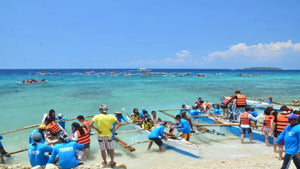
left=27, top=105, right=121, bottom=168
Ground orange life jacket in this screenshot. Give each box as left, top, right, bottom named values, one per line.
left=46, top=121, right=60, bottom=134
left=240, top=112, right=250, bottom=125
left=204, top=102, right=211, bottom=109
left=81, top=120, right=91, bottom=132
left=264, top=115, right=274, bottom=127
left=75, top=128, right=90, bottom=145
left=236, top=94, right=247, bottom=106
left=222, top=98, right=232, bottom=105
left=276, top=113, right=289, bottom=132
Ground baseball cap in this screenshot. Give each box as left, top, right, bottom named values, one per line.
left=287, top=114, right=299, bottom=120
left=58, top=113, right=63, bottom=117
left=39, top=124, right=48, bottom=130
left=142, top=108, right=147, bottom=112
left=114, top=111, right=122, bottom=114
left=99, top=104, right=108, bottom=112
left=32, top=133, right=41, bottom=142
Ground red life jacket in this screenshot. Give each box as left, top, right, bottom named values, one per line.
left=276, top=113, right=289, bottom=132
left=264, top=115, right=274, bottom=127
left=75, top=128, right=90, bottom=145
left=46, top=121, right=60, bottom=134
left=236, top=94, right=247, bottom=106
left=240, top=112, right=250, bottom=125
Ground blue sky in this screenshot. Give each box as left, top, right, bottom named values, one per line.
left=0, top=0, right=299, bottom=69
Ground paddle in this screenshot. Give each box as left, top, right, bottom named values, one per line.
left=0, top=115, right=94, bottom=135
left=117, top=129, right=146, bottom=134
left=126, top=139, right=152, bottom=147
left=122, top=108, right=132, bottom=120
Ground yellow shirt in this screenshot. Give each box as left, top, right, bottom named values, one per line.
left=92, top=114, right=117, bottom=137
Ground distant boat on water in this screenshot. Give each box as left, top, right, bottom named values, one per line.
left=137, top=68, right=151, bottom=72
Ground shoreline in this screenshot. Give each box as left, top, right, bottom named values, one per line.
left=1, top=153, right=296, bottom=169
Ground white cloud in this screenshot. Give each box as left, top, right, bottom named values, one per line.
left=164, top=50, right=191, bottom=63
left=204, top=40, right=300, bottom=62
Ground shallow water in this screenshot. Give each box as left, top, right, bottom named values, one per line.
left=0, top=69, right=299, bottom=167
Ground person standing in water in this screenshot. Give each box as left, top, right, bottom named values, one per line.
left=90, top=104, right=120, bottom=168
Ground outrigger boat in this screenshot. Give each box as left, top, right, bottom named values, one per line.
left=126, top=115, right=201, bottom=158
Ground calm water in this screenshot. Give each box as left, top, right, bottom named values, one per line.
left=0, top=69, right=299, bottom=166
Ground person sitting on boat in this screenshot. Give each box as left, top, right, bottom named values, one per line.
left=193, top=97, right=203, bottom=109
left=141, top=108, right=151, bottom=117
left=274, top=114, right=300, bottom=169
left=48, top=134, right=84, bottom=169
left=204, top=101, right=212, bottom=114
left=29, top=124, right=48, bottom=144
left=272, top=105, right=291, bottom=160
left=267, top=97, right=273, bottom=104
left=56, top=113, right=67, bottom=130
left=71, top=122, right=90, bottom=160
left=111, top=111, right=128, bottom=139
left=239, top=107, right=261, bottom=144
left=148, top=121, right=167, bottom=153
left=44, top=109, right=65, bottom=138
left=232, top=90, right=247, bottom=122
left=249, top=106, right=258, bottom=126
left=220, top=96, right=234, bottom=118
left=0, top=134, right=10, bottom=157
left=77, top=115, right=91, bottom=134
left=262, top=107, right=275, bottom=147
left=174, top=114, right=192, bottom=141
left=131, top=108, right=142, bottom=124
left=28, top=133, right=53, bottom=168
left=181, top=111, right=195, bottom=133
left=151, top=111, right=162, bottom=126
left=141, top=111, right=154, bottom=130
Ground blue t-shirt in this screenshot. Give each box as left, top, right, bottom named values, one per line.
left=249, top=110, right=258, bottom=122
left=56, top=116, right=67, bottom=129
left=276, top=124, right=300, bottom=155
left=28, top=143, right=53, bottom=167
left=29, top=130, right=44, bottom=144
left=148, top=125, right=165, bottom=139
left=175, top=119, right=191, bottom=134
left=48, top=141, right=84, bottom=169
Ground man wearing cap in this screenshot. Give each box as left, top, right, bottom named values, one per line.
left=148, top=121, right=167, bottom=153
left=275, top=114, right=300, bottom=169
left=56, top=113, right=67, bottom=130
left=90, top=104, right=120, bottom=167
left=29, top=124, right=47, bottom=144
left=28, top=133, right=53, bottom=167
left=48, top=134, right=84, bottom=168
left=174, top=114, right=191, bottom=141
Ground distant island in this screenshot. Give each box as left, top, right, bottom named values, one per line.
left=243, top=67, right=282, bottom=70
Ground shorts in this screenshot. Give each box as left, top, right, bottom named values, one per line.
left=149, top=138, right=163, bottom=146
left=240, top=127, right=252, bottom=134
left=220, top=103, right=228, bottom=108
left=263, top=127, right=271, bottom=136
left=97, top=136, right=114, bottom=151
left=182, top=133, right=191, bottom=141
left=234, top=107, right=245, bottom=115
left=83, top=143, right=90, bottom=149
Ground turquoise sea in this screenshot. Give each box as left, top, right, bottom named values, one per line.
left=0, top=69, right=299, bottom=167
